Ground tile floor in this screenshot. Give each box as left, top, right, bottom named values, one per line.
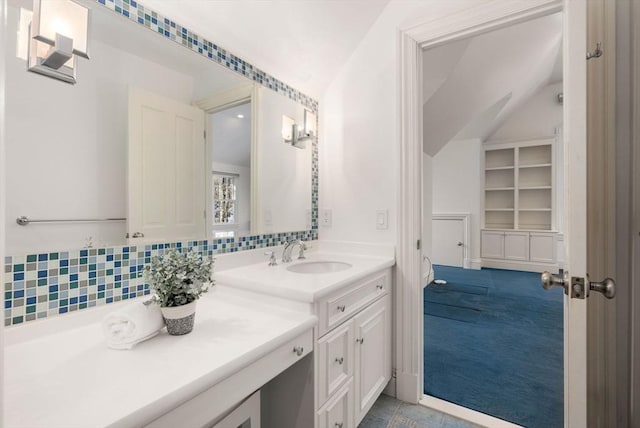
left=358, top=394, right=481, bottom=428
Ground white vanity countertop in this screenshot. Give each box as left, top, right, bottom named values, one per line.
left=3, top=287, right=317, bottom=428
left=214, top=242, right=396, bottom=302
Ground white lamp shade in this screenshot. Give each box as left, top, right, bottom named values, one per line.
left=32, top=0, right=89, bottom=58
left=304, top=110, right=317, bottom=136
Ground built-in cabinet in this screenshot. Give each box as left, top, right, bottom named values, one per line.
left=315, top=270, right=392, bottom=428
left=482, top=139, right=558, bottom=272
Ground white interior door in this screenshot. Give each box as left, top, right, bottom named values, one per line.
left=563, top=0, right=588, bottom=424
left=431, top=219, right=464, bottom=267
left=128, top=88, right=205, bottom=243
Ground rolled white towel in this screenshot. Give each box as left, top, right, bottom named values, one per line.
left=102, top=300, right=165, bottom=350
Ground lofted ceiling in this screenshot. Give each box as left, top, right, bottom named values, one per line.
left=141, top=0, right=391, bottom=99
left=422, top=12, right=563, bottom=156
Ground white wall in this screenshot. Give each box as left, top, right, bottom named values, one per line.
left=489, top=82, right=563, bottom=141
left=320, top=0, right=485, bottom=244
left=5, top=2, right=197, bottom=255
left=431, top=139, right=483, bottom=267
left=256, top=87, right=312, bottom=234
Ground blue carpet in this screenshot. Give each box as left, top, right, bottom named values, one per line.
left=424, top=266, right=564, bottom=428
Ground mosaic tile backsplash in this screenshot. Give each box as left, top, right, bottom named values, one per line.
left=4, top=231, right=317, bottom=327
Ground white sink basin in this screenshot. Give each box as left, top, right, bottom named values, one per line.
left=286, top=261, right=353, bottom=274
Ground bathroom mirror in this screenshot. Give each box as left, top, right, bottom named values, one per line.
left=5, top=0, right=315, bottom=254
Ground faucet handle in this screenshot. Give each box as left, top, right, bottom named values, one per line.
left=264, top=251, right=278, bottom=266
left=298, top=241, right=312, bottom=260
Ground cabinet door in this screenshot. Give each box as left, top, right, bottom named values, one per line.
left=481, top=231, right=505, bottom=259
left=530, top=233, right=556, bottom=263
left=353, top=296, right=391, bottom=425
left=317, top=320, right=354, bottom=406
left=317, top=379, right=353, bottom=428
left=504, top=232, right=529, bottom=261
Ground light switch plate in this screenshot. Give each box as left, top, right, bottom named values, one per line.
left=321, top=209, right=332, bottom=227
left=376, top=210, right=388, bottom=230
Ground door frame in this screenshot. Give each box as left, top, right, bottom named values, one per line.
left=432, top=213, right=470, bottom=268
left=395, top=0, right=575, bottom=417
left=194, top=83, right=259, bottom=239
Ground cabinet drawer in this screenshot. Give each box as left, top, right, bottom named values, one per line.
left=317, top=320, right=354, bottom=406
left=317, top=378, right=353, bottom=428
left=317, top=271, right=389, bottom=337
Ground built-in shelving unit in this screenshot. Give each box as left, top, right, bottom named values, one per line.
left=483, top=140, right=554, bottom=231
left=481, top=138, right=558, bottom=273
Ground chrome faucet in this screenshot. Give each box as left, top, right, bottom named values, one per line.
left=282, top=239, right=307, bottom=263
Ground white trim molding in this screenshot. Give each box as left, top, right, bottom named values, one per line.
left=395, top=30, right=423, bottom=404
left=432, top=213, right=471, bottom=268
left=420, top=396, right=523, bottom=428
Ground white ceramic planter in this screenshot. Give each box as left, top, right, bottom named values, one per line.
left=160, top=301, right=197, bottom=335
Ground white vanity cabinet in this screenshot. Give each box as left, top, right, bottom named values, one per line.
left=314, top=269, right=392, bottom=428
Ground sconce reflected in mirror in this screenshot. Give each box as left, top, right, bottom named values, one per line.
left=282, top=109, right=317, bottom=149
left=27, top=0, right=90, bottom=84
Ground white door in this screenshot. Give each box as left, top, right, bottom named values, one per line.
left=431, top=219, right=464, bottom=267
left=128, top=89, right=205, bottom=243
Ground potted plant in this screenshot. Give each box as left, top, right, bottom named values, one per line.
left=143, top=248, right=214, bottom=335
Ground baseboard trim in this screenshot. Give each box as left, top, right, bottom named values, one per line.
left=470, top=259, right=482, bottom=270
left=396, top=371, right=420, bottom=404
left=419, top=395, right=523, bottom=428
left=481, top=258, right=558, bottom=273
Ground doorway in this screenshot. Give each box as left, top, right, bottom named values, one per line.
left=421, top=12, right=564, bottom=428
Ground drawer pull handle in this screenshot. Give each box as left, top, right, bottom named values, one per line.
left=377, top=284, right=384, bottom=290
left=335, top=357, right=344, bottom=365
left=356, top=337, right=364, bottom=344
left=337, top=305, right=346, bottom=312
left=335, top=423, right=343, bottom=428
left=293, top=346, right=304, bottom=356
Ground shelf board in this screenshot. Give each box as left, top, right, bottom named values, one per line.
left=519, top=163, right=552, bottom=169
left=485, top=208, right=514, bottom=212
left=519, top=186, right=552, bottom=190
left=519, top=208, right=552, bottom=212
left=485, top=166, right=515, bottom=171
left=485, top=187, right=515, bottom=191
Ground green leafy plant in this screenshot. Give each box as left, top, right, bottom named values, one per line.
left=143, top=249, right=214, bottom=307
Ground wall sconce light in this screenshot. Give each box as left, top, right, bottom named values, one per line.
left=282, top=109, right=317, bottom=149
left=27, top=0, right=90, bottom=84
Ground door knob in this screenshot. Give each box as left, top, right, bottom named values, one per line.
left=589, top=277, right=616, bottom=299
left=541, top=271, right=568, bottom=293
left=457, top=241, right=463, bottom=247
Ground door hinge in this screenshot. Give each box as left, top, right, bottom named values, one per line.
left=203, top=130, right=207, bottom=139
left=416, top=239, right=421, bottom=250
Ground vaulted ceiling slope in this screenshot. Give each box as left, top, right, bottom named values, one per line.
left=142, top=0, right=391, bottom=99
left=422, top=13, right=562, bottom=156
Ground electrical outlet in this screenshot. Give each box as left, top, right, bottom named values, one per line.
left=321, top=209, right=332, bottom=227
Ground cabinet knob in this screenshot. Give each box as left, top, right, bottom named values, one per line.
left=376, top=284, right=384, bottom=290
left=335, top=423, right=343, bottom=428
left=356, top=337, right=364, bottom=344
left=293, top=346, right=304, bottom=356
left=337, top=305, right=346, bottom=312
left=335, top=357, right=344, bottom=365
